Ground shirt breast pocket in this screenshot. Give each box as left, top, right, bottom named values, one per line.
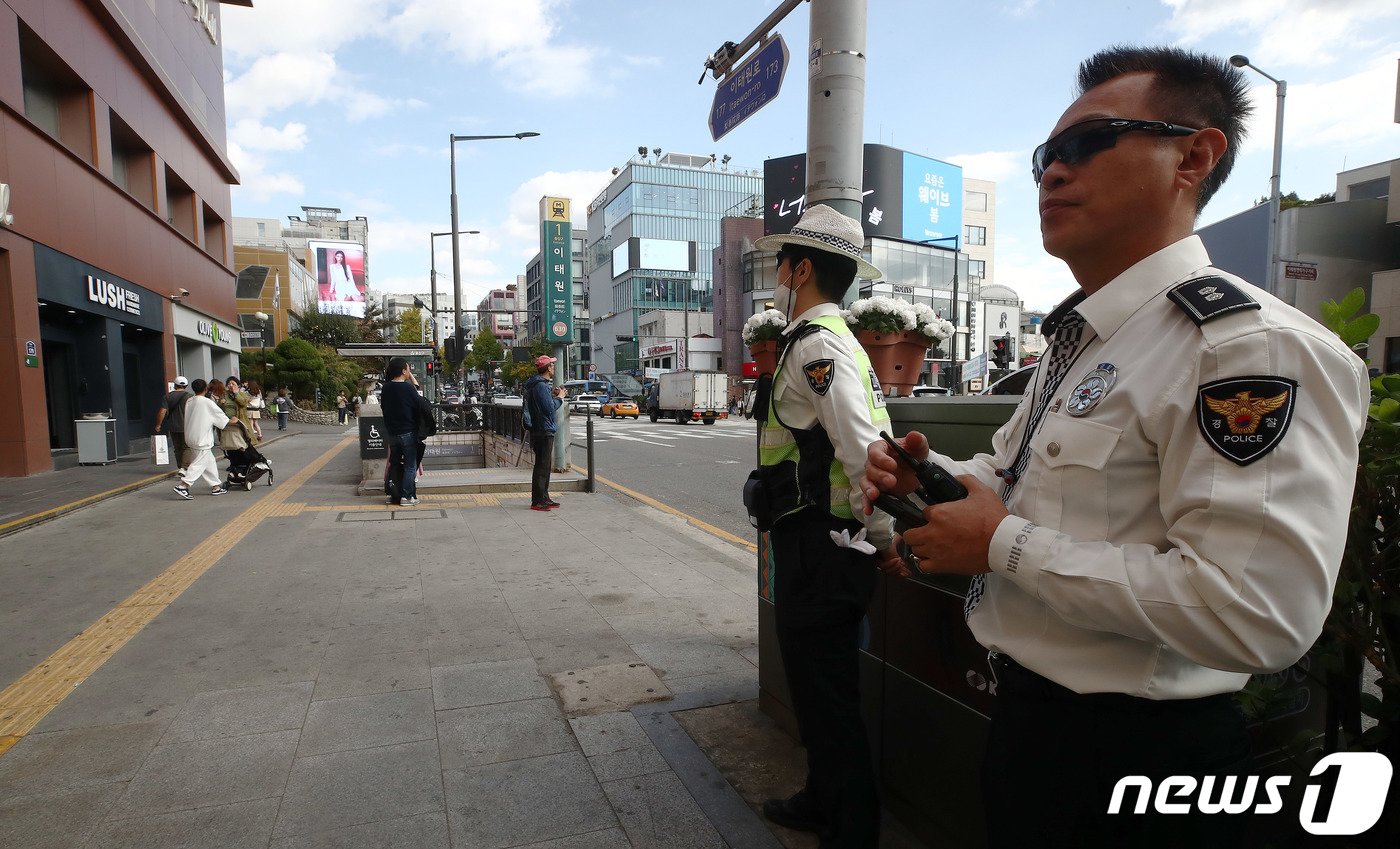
left=1027, top=412, right=1122, bottom=537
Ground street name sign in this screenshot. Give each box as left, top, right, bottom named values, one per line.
left=709, top=35, right=789, bottom=142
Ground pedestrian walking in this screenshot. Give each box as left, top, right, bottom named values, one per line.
left=274, top=388, right=291, bottom=430
left=173, top=378, right=229, bottom=499
left=153, top=375, right=193, bottom=473
left=244, top=379, right=265, bottom=441
left=863, top=46, right=1369, bottom=849
left=336, top=391, right=348, bottom=425
left=523, top=356, right=565, bottom=511
left=748, top=204, right=905, bottom=848
left=381, top=358, right=421, bottom=506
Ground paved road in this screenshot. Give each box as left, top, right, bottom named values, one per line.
left=563, top=413, right=757, bottom=542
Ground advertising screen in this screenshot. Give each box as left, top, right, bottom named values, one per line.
left=637, top=239, right=692, bottom=272
left=901, top=152, right=963, bottom=244
left=310, top=240, right=367, bottom=317
left=612, top=242, right=629, bottom=279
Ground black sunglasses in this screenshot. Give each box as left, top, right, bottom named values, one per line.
left=1031, top=117, right=1198, bottom=184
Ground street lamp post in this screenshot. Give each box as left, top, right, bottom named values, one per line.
left=1230, top=55, right=1286, bottom=299
left=429, top=229, right=479, bottom=354
left=448, top=131, right=540, bottom=366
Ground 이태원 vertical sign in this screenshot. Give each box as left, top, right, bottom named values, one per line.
left=540, top=197, right=573, bottom=343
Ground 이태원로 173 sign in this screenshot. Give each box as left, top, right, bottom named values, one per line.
left=540, top=196, right=573, bottom=343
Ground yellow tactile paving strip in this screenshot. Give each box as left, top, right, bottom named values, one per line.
left=0, top=436, right=356, bottom=754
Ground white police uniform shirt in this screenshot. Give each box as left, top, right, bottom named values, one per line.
left=773, top=303, right=895, bottom=551
left=935, top=236, right=1368, bottom=698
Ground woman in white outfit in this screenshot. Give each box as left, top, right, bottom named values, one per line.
left=329, top=250, right=360, bottom=301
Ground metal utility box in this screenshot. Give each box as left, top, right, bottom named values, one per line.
left=76, top=417, right=117, bottom=465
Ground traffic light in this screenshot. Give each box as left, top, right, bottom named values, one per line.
left=991, top=335, right=1012, bottom=369
left=444, top=336, right=457, bottom=363
left=425, top=360, right=434, bottom=376
left=616, top=335, right=637, bottom=343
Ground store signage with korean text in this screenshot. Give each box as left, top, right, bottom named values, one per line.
left=197, top=319, right=227, bottom=344
left=86, top=274, right=142, bottom=316
left=1285, top=263, right=1318, bottom=281
left=540, top=197, right=573, bottom=343
left=179, top=0, right=219, bottom=44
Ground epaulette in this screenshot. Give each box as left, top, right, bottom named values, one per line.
left=1166, top=275, right=1261, bottom=326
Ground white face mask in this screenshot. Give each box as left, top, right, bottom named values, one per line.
left=775, top=266, right=801, bottom=318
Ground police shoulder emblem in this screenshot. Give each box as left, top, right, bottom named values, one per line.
left=1067, top=363, right=1117, bottom=417
left=804, top=359, right=835, bottom=396
left=1196, top=376, right=1298, bottom=466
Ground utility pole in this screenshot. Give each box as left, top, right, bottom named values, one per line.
left=807, top=0, right=868, bottom=304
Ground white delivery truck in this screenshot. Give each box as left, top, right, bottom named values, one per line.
left=649, top=371, right=728, bottom=425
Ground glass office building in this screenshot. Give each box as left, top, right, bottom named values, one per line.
left=585, top=153, right=763, bottom=374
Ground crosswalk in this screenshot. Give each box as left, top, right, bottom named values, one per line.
left=567, top=416, right=757, bottom=446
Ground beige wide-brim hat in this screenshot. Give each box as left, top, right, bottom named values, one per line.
left=754, top=203, right=882, bottom=280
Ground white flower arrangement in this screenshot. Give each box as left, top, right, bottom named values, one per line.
left=742, top=309, right=789, bottom=345
left=911, top=302, right=955, bottom=343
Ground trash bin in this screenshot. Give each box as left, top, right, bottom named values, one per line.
left=76, top=416, right=117, bottom=465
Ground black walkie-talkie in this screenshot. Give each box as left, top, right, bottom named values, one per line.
left=879, top=431, right=967, bottom=505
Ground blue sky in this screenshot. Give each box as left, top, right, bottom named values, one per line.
left=219, top=0, right=1399, bottom=313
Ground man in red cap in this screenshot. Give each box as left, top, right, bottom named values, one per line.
left=523, top=355, right=567, bottom=511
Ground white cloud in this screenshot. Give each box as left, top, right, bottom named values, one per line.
left=494, top=45, right=601, bottom=97
left=993, top=236, right=1079, bottom=313
left=230, top=119, right=308, bottom=152
left=947, top=150, right=1024, bottom=184
left=219, top=0, right=392, bottom=61
left=501, top=170, right=613, bottom=245
left=228, top=140, right=305, bottom=202
left=1162, top=0, right=1400, bottom=68
left=225, top=52, right=339, bottom=121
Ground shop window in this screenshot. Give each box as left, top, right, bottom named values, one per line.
left=109, top=111, right=155, bottom=210
left=163, top=166, right=196, bottom=240
left=18, top=23, right=94, bottom=163
left=202, top=203, right=227, bottom=263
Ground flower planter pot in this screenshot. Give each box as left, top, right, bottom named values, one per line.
left=856, top=329, right=931, bottom=396
left=749, top=340, right=781, bottom=377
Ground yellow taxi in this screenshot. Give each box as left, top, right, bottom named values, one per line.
left=600, top=397, right=640, bottom=419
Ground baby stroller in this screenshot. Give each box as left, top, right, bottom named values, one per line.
left=225, top=443, right=274, bottom=490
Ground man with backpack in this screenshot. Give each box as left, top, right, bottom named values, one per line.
left=522, top=355, right=565, bottom=512
left=154, top=376, right=193, bottom=473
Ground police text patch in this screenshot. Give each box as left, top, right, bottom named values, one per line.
left=1197, top=376, right=1297, bottom=466
left=804, top=359, right=835, bottom=396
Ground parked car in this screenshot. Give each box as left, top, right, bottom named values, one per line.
left=908, top=385, right=951, bottom=397
left=981, top=363, right=1038, bottom=396
left=570, top=394, right=603, bottom=414
left=600, top=398, right=640, bottom=419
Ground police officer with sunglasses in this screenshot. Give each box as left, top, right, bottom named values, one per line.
left=864, top=46, right=1369, bottom=848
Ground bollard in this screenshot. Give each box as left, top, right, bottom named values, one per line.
left=586, top=416, right=596, bottom=493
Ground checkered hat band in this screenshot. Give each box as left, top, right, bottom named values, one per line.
left=788, top=227, right=862, bottom=257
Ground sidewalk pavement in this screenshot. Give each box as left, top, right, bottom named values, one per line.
left=0, top=427, right=864, bottom=849
left=0, top=420, right=350, bottom=539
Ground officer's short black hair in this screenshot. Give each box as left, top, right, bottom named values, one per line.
left=1076, top=45, right=1252, bottom=212
left=783, top=244, right=858, bottom=302
left=386, top=357, right=409, bottom=380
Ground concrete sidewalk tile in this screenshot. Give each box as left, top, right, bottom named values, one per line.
left=0, top=721, right=165, bottom=797
left=549, top=663, right=672, bottom=718
left=313, top=649, right=431, bottom=701
left=274, top=739, right=444, bottom=839
left=33, top=669, right=201, bottom=732
left=527, top=635, right=641, bottom=676
left=581, top=589, right=669, bottom=616
left=165, top=681, right=314, bottom=742
left=298, top=689, right=436, bottom=756
left=512, top=604, right=611, bottom=641
left=111, top=728, right=300, bottom=818
left=425, top=601, right=517, bottom=635
left=431, top=657, right=549, bottom=710
left=270, top=810, right=449, bottom=849
left=89, top=797, right=280, bottom=849
left=631, top=639, right=755, bottom=681
left=659, top=669, right=758, bottom=701
left=331, top=598, right=428, bottom=629
left=569, top=712, right=672, bottom=783
left=510, top=828, right=631, bottom=848
left=323, top=622, right=427, bottom=659
left=604, top=609, right=712, bottom=644
left=501, top=585, right=589, bottom=612
left=0, top=783, right=124, bottom=849
left=442, top=751, right=615, bottom=849
left=189, top=643, right=328, bottom=691
left=427, top=627, right=531, bottom=668
left=341, top=579, right=423, bottom=604
left=436, top=697, right=575, bottom=770
left=602, top=770, right=726, bottom=849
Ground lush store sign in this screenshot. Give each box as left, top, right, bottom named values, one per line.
left=87, top=275, right=142, bottom=317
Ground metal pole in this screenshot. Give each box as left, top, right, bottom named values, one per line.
left=807, top=0, right=868, bottom=304
left=1267, top=79, right=1286, bottom=300
left=553, top=341, right=568, bottom=473
left=429, top=245, right=439, bottom=353
left=449, top=137, right=463, bottom=361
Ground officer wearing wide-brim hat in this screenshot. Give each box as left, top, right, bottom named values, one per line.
left=751, top=204, right=905, bottom=847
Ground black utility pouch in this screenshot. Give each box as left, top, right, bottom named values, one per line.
left=743, top=470, right=772, bottom=531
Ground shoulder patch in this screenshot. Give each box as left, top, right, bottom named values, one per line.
left=804, top=359, right=835, bottom=396
left=1167, top=275, right=1261, bottom=326
left=1196, top=376, right=1297, bottom=466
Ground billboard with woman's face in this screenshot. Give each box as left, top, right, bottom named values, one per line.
left=310, top=240, right=366, bottom=317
